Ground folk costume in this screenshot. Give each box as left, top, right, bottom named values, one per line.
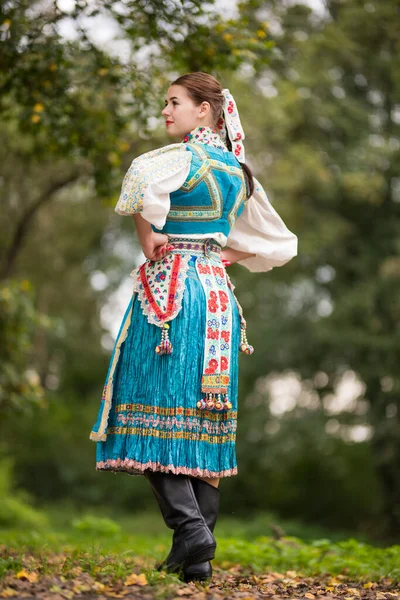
left=90, top=91, right=298, bottom=480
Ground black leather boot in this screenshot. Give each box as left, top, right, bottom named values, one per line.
left=183, top=478, right=220, bottom=583
left=145, top=471, right=216, bottom=574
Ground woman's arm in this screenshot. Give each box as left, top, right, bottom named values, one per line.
left=132, top=214, right=171, bottom=261
left=221, top=247, right=255, bottom=265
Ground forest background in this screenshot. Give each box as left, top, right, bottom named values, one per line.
left=1, top=0, right=400, bottom=550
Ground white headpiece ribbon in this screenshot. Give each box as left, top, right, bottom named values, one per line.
left=217, top=88, right=246, bottom=162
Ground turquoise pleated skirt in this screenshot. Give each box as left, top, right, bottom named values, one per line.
left=93, top=255, right=240, bottom=478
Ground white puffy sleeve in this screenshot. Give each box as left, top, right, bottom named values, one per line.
left=114, top=143, right=192, bottom=229
left=226, top=177, right=298, bottom=272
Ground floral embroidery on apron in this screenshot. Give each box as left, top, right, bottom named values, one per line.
left=195, top=256, right=233, bottom=412
left=130, top=248, right=254, bottom=410
left=131, top=254, right=191, bottom=353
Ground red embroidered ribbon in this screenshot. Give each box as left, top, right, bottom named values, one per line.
left=139, top=254, right=182, bottom=322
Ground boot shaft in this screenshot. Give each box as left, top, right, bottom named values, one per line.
left=190, top=477, right=220, bottom=533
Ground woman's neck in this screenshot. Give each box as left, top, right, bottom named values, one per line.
left=182, top=125, right=227, bottom=151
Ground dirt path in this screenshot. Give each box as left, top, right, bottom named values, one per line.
left=1, top=562, right=399, bottom=600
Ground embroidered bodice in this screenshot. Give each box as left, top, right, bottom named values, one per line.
left=114, top=125, right=298, bottom=273
left=153, top=138, right=247, bottom=238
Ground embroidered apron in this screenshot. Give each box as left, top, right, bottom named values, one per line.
left=130, top=238, right=253, bottom=413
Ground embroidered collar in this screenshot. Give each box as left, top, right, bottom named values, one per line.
left=182, top=126, right=227, bottom=151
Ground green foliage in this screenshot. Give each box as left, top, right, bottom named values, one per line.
left=0, top=279, right=54, bottom=414
left=2, top=512, right=400, bottom=580
left=222, top=0, right=400, bottom=538
left=0, top=457, right=48, bottom=529
left=71, top=514, right=121, bottom=536
left=1, top=0, right=400, bottom=544
left=0, top=0, right=274, bottom=197
left=217, top=536, right=400, bottom=578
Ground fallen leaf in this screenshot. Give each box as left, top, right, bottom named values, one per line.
left=98, top=587, right=129, bottom=599
left=72, top=583, right=92, bottom=593
left=92, top=581, right=105, bottom=591
left=15, top=570, right=39, bottom=583
left=124, top=572, right=148, bottom=586
left=305, top=594, right=315, bottom=599
left=175, top=586, right=197, bottom=596
left=0, top=589, right=19, bottom=598
left=347, top=588, right=361, bottom=596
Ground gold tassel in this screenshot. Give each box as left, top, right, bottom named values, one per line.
left=239, top=323, right=254, bottom=354
left=155, top=323, right=173, bottom=355
left=197, top=392, right=232, bottom=411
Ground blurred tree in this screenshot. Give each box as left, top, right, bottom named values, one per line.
left=0, top=0, right=274, bottom=408
left=0, top=0, right=273, bottom=278
left=3, top=0, right=399, bottom=541
left=0, top=279, right=48, bottom=413
left=0, top=1, right=275, bottom=513
left=225, top=0, right=400, bottom=539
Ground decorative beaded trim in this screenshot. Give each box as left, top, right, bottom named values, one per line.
left=114, top=403, right=237, bottom=420
left=167, top=237, right=222, bottom=259
left=96, top=458, right=238, bottom=478
left=115, top=414, right=237, bottom=435
left=105, top=426, right=236, bottom=444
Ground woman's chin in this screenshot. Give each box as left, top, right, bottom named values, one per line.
left=166, top=126, right=185, bottom=139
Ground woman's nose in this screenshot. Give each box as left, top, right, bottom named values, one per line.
left=161, top=106, right=169, bottom=116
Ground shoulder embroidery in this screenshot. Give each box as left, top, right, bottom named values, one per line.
left=115, top=144, right=188, bottom=215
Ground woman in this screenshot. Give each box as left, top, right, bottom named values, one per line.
left=89, top=72, right=297, bottom=582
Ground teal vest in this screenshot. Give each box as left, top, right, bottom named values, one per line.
left=153, top=143, right=247, bottom=237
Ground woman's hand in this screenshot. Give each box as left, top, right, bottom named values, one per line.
left=132, top=214, right=173, bottom=261
left=142, top=232, right=173, bottom=261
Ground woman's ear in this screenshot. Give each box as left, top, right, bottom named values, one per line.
left=198, top=101, right=211, bottom=118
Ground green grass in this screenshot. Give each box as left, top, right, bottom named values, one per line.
left=43, top=500, right=377, bottom=544
left=1, top=507, right=400, bottom=582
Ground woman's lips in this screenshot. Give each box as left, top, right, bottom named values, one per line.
left=166, top=121, right=173, bottom=125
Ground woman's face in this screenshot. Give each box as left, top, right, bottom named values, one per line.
left=161, top=84, right=213, bottom=138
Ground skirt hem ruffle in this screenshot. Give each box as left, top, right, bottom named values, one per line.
left=96, top=458, right=238, bottom=478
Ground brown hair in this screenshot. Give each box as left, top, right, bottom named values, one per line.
left=171, top=72, right=254, bottom=199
